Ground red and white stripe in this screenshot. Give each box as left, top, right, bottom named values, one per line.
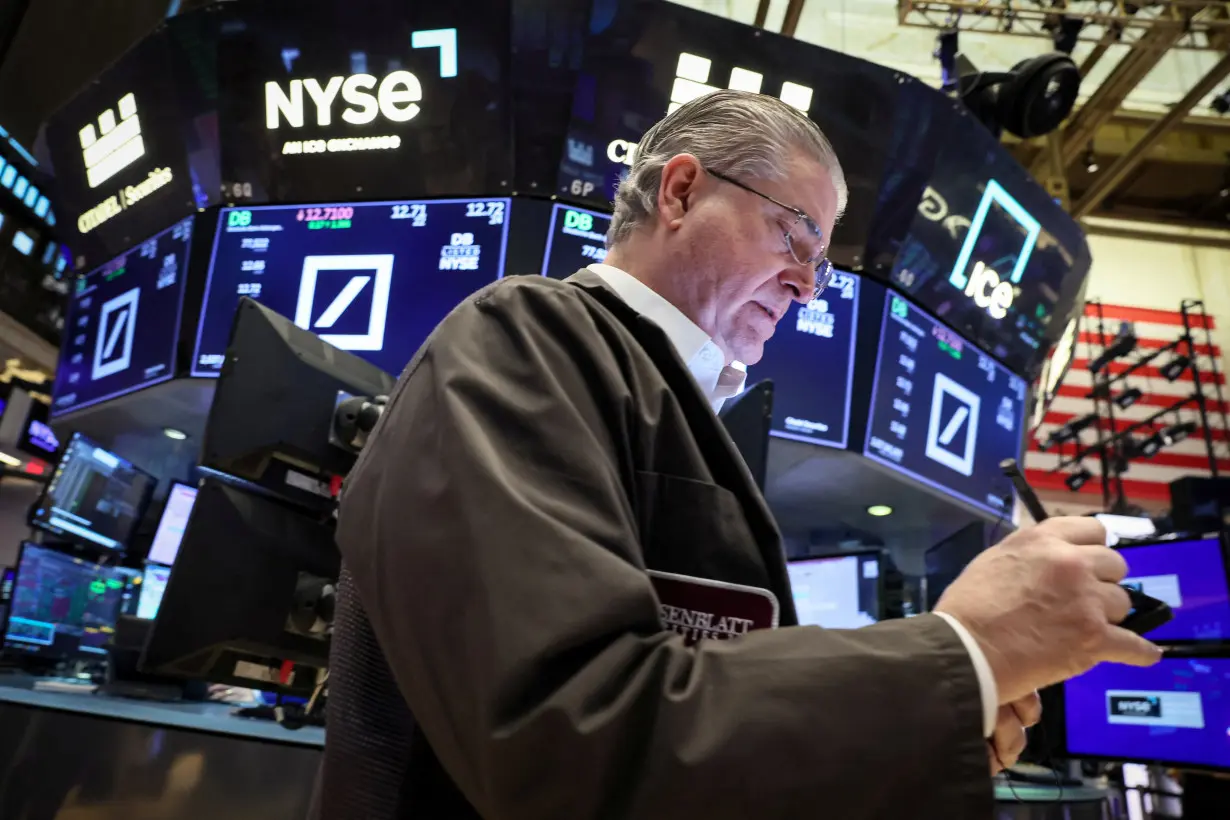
left=1025, top=304, right=1230, bottom=503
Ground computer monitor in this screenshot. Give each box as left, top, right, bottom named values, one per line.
left=0, top=567, right=13, bottom=603
left=136, top=563, right=171, bottom=620
left=114, top=566, right=143, bottom=617
left=1116, top=535, right=1230, bottom=644
left=3, top=542, right=127, bottom=660
left=200, top=297, right=396, bottom=509
left=1064, top=657, right=1230, bottom=771
left=787, top=550, right=884, bottom=629
left=719, top=380, right=773, bottom=492
left=147, top=481, right=198, bottom=566
left=140, top=478, right=340, bottom=696
left=29, top=432, right=155, bottom=552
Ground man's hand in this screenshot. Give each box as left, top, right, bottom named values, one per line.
left=935, top=517, right=1163, bottom=705
left=987, top=693, right=1041, bottom=775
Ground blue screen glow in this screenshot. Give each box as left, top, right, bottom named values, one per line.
left=194, top=199, right=511, bottom=378
left=863, top=294, right=1027, bottom=517
left=11, top=231, right=34, bottom=256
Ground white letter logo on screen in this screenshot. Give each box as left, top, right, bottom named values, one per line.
left=294, top=254, right=394, bottom=351
left=93, top=287, right=140, bottom=380
left=925, top=373, right=981, bottom=477
left=79, top=92, right=144, bottom=188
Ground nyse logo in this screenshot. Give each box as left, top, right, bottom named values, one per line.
left=925, top=374, right=981, bottom=477
left=92, top=287, right=140, bottom=380
left=294, top=255, right=394, bottom=351
left=1109, top=695, right=1161, bottom=719
left=947, top=180, right=1041, bottom=321
left=265, top=28, right=457, bottom=130
left=79, top=92, right=144, bottom=188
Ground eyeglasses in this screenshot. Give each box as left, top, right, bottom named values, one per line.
left=705, top=167, right=834, bottom=300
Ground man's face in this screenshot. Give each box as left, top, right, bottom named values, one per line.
left=655, top=151, right=840, bottom=365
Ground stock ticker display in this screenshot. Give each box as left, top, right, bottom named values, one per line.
left=194, top=198, right=511, bottom=377
left=864, top=294, right=1026, bottom=517
left=4, top=543, right=125, bottom=659
left=540, top=203, right=610, bottom=279
left=749, top=272, right=860, bottom=449
left=50, top=217, right=193, bottom=415
left=1065, top=658, right=1230, bottom=770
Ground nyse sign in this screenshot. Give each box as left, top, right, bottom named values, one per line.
left=265, top=28, right=457, bottom=156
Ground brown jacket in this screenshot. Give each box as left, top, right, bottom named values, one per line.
left=313, top=270, right=992, bottom=818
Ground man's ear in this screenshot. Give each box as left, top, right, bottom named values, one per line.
left=657, top=154, right=703, bottom=230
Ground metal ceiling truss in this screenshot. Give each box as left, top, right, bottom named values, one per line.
left=897, top=2, right=1230, bottom=51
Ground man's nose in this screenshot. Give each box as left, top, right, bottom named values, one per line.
left=780, top=262, right=815, bottom=305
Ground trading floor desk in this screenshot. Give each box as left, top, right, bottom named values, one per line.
left=0, top=674, right=322, bottom=819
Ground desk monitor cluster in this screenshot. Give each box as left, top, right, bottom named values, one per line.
left=1062, top=534, right=1230, bottom=773
left=0, top=435, right=194, bottom=671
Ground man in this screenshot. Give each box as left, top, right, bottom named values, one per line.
left=313, top=90, right=1161, bottom=818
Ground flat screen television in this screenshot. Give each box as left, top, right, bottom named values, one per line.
left=29, top=432, right=155, bottom=552
left=193, top=198, right=512, bottom=378
left=863, top=293, right=1027, bottom=517
left=50, top=217, right=193, bottom=415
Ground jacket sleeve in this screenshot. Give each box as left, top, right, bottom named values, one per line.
left=337, top=281, right=993, bottom=819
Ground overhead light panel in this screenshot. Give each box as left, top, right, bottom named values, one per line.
left=1113, top=387, right=1142, bottom=410
left=1160, top=354, right=1191, bottom=382
left=1162, top=420, right=1198, bottom=446
left=1065, top=467, right=1093, bottom=492
left=867, top=505, right=893, bottom=517
left=1089, top=322, right=1137, bottom=374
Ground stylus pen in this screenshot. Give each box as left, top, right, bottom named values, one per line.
left=999, top=458, right=1049, bottom=522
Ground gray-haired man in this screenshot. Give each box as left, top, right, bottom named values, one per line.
left=313, top=90, right=1161, bottom=819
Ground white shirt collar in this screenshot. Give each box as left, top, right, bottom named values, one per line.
left=585, top=264, right=747, bottom=413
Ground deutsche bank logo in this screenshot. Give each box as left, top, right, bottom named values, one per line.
left=925, top=374, right=980, bottom=477
left=294, top=254, right=393, bottom=351
left=92, top=287, right=140, bottom=380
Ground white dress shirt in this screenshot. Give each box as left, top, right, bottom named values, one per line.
left=586, top=262, right=998, bottom=737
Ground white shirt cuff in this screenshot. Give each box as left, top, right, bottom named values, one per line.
left=933, top=611, right=998, bottom=738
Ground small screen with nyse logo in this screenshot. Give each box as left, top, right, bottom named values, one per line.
left=50, top=217, right=193, bottom=416
left=749, top=271, right=861, bottom=449
left=194, top=198, right=511, bottom=377
left=863, top=294, right=1026, bottom=517
left=1065, top=658, right=1230, bottom=770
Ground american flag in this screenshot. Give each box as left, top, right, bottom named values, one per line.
left=1025, top=303, right=1230, bottom=505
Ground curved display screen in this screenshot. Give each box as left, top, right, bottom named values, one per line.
left=195, top=198, right=511, bottom=377
left=50, top=217, right=193, bottom=416
left=864, top=294, right=1027, bottom=517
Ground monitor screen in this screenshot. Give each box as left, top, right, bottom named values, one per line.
left=787, top=552, right=881, bottom=629
left=12, top=231, right=34, bottom=256
left=1117, top=537, right=1230, bottom=643
left=1065, top=657, right=1230, bottom=770
left=136, top=563, right=171, bottom=620
left=30, top=432, right=155, bottom=551
left=4, top=542, right=127, bottom=659
left=194, top=198, right=512, bottom=378
left=1, top=567, right=13, bottom=602
left=147, top=482, right=198, bottom=566
left=50, top=217, right=194, bottom=416
left=864, top=294, right=1027, bottom=517
left=114, top=566, right=142, bottom=617
left=16, top=401, right=58, bottom=460
left=540, top=203, right=610, bottom=279
left=750, top=271, right=860, bottom=449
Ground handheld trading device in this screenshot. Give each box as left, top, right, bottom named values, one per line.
left=999, top=458, right=1174, bottom=637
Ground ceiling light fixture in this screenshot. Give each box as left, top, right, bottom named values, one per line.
left=867, top=504, right=894, bottom=517
left=163, top=427, right=188, bottom=441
